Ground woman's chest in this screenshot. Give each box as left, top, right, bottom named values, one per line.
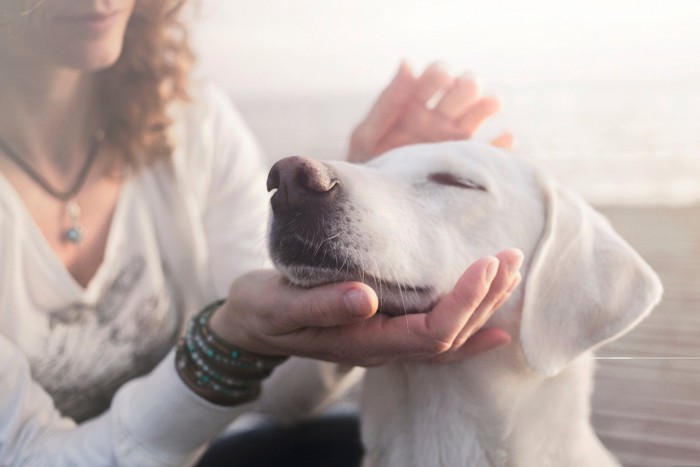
left=0, top=171, right=210, bottom=420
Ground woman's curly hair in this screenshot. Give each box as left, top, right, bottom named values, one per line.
left=100, top=0, right=194, bottom=170
left=2, top=0, right=194, bottom=170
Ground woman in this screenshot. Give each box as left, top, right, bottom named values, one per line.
left=0, top=1, right=522, bottom=465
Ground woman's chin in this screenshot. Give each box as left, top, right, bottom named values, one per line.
left=56, top=43, right=124, bottom=72
left=6, top=4, right=132, bottom=73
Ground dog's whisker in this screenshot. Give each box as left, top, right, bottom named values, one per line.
left=392, top=268, right=411, bottom=325
left=322, top=232, right=342, bottom=243
left=368, top=258, right=384, bottom=314
left=358, top=256, right=367, bottom=285
left=339, top=254, right=349, bottom=275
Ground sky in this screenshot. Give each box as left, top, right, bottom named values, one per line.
left=190, top=0, right=700, bottom=97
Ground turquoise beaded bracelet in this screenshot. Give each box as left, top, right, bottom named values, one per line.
left=175, top=300, right=288, bottom=406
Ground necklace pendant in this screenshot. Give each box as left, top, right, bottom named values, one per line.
left=64, top=225, right=84, bottom=244
left=63, top=200, right=84, bottom=244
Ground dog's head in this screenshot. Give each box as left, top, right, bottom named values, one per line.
left=267, top=141, right=662, bottom=377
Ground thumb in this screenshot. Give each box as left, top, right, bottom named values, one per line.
left=282, top=282, right=379, bottom=330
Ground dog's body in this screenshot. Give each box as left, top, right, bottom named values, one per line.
left=361, top=354, right=607, bottom=467
left=266, top=141, right=662, bottom=467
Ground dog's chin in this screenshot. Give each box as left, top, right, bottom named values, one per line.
left=277, top=263, right=438, bottom=317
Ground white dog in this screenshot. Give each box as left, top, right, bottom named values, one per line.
left=266, top=141, right=662, bottom=467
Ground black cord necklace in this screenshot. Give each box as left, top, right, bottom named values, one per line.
left=0, top=129, right=105, bottom=244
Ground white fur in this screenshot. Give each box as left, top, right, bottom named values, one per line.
left=271, top=141, right=663, bottom=467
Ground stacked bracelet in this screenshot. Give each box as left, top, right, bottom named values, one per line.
left=175, top=299, right=288, bottom=406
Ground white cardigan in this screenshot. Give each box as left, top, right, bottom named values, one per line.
left=0, top=86, right=358, bottom=466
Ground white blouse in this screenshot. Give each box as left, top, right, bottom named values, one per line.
left=0, top=85, right=359, bottom=466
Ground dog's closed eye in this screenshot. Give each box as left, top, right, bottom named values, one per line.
left=428, top=172, right=487, bottom=192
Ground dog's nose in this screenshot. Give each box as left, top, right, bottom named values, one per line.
left=267, top=156, right=340, bottom=213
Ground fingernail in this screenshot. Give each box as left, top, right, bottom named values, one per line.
left=427, top=61, right=451, bottom=75
left=344, top=289, right=369, bottom=316
left=505, top=272, right=522, bottom=295
left=510, top=250, right=524, bottom=273
left=457, top=71, right=480, bottom=90
left=393, top=60, right=413, bottom=82
left=485, top=258, right=499, bottom=282
left=492, top=328, right=512, bottom=346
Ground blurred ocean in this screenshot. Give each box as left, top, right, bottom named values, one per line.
left=191, top=0, right=700, bottom=207
left=231, top=80, right=700, bottom=206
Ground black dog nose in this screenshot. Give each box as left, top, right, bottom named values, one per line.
left=267, top=156, right=340, bottom=213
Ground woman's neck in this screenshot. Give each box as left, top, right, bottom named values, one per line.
left=0, top=56, right=98, bottom=172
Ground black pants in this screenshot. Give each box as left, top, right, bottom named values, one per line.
left=196, top=415, right=363, bottom=467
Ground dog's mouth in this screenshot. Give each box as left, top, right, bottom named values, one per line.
left=271, top=236, right=437, bottom=317
left=278, top=263, right=438, bottom=317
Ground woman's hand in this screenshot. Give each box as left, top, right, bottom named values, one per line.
left=209, top=249, right=523, bottom=367
left=348, top=62, right=514, bottom=163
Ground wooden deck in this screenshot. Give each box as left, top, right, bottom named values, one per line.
left=591, top=206, right=700, bottom=467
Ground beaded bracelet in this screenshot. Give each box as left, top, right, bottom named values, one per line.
left=189, top=301, right=287, bottom=374
left=176, top=343, right=261, bottom=405
left=175, top=300, right=288, bottom=406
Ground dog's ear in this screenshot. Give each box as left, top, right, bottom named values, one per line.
left=519, top=174, right=663, bottom=377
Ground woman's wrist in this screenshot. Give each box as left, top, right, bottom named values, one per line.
left=207, top=298, right=257, bottom=353
left=175, top=300, right=288, bottom=406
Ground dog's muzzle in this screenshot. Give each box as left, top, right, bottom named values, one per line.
left=267, top=156, right=341, bottom=216
left=267, top=156, right=349, bottom=272
left=266, top=156, right=437, bottom=314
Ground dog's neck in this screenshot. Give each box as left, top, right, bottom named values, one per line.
left=360, top=344, right=618, bottom=467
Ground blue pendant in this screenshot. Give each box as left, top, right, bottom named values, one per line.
left=64, top=200, right=84, bottom=244
left=64, top=226, right=83, bottom=244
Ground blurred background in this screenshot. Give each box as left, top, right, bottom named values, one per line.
left=189, top=1, right=700, bottom=466
left=190, top=0, right=700, bottom=206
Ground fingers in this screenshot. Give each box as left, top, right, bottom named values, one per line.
left=491, top=132, right=515, bottom=149
left=371, top=101, right=461, bottom=154
left=217, top=270, right=379, bottom=351
left=296, top=256, right=501, bottom=364
left=411, top=66, right=504, bottom=143
left=348, top=61, right=508, bottom=161
left=226, top=248, right=523, bottom=366
left=455, top=96, right=502, bottom=137
left=349, top=61, right=416, bottom=162
left=458, top=327, right=513, bottom=357
left=450, top=249, right=523, bottom=348
left=492, top=271, right=522, bottom=311
left=423, top=256, right=500, bottom=346
left=433, top=74, right=479, bottom=119
left=403, top=249, right=522, bottom=364
left=213, top=244, right=524, bottom=365
left=414, top=62, right=454, bottom=105
left=352, top=250, right=522, bottom=362
left=279, top=281, right=379, bottom=331
left=428, top=327, right=512, bottom=363
left=373, top=256, right=503, bottom=356
left=415, top=65, right=499, bottom=135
